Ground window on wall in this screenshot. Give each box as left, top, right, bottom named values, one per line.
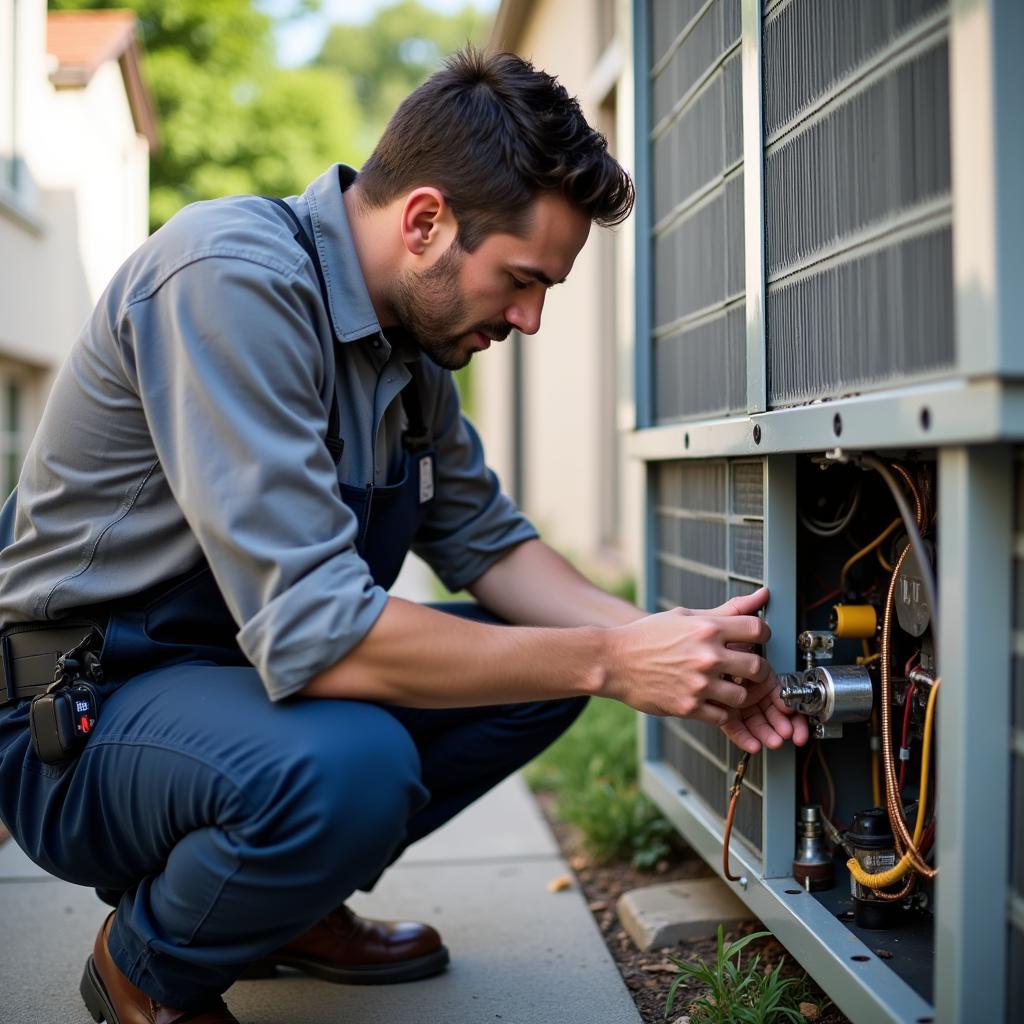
left=0, top=372, right=27, bottom=496
left=0, top=0, right=18, bottom=193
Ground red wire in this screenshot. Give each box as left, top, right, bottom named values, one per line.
left=805, top=587, right=842, bottom=613
left=899, top=683, right=916, bottom=791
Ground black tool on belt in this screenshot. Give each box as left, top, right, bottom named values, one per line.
left=0, top=622, right=105, bottom=764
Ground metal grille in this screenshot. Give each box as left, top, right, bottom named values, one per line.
left=649, top=0, right=745, bottom=424
left=1009, top=452, right=1024, bottom=1022
left=652, top=457, right=766, bottom=856
left=762, top=1, right=954, bottom=407
left=762, top=0, right=948, bottom=139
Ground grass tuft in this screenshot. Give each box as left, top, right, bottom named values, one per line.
left=524, top=697, right=674, bottom=867
left=665, top=924, right=813, bottom=1023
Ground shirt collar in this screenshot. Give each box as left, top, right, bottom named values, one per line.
left=302, top=163, right=382, bottom=344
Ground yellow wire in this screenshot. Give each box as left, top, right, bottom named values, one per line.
left=840, top=518, right=901, bottom=591
left=877, top=547, right=894, bottom=572
left=847, top=678, right=940, bottom=889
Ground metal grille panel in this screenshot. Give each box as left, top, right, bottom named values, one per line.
left=763, top=2, right=953, bottom=407
left=767, top=227, right=954, bottom=405
left=763, top=0, right=948, bottom=138
left=652, top=458, right=766, bottom=857
left=649, top=0, right=745, bottom=424
left=765, top=42, right=951, bottom=278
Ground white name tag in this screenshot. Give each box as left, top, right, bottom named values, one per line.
left=418, top=455, right=434, bottom=504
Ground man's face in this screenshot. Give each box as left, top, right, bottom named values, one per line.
left=390, top=192, right=591, bottom=370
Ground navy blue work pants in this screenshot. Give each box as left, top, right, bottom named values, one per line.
left=0, top=603, right=586, bottom=1008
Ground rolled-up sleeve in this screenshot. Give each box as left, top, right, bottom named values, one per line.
left=413, top=374, right=538, bottom=592
left=121, top=255, right=387, bottom=701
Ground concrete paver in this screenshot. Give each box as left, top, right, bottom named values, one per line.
left=617, top=877, right=753, bottom=951
left=0, top=774, right=642, bottom=1024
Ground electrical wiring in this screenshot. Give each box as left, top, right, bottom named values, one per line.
left=847, top=679, right=940, bottom=890
left=722, top=752, right=751, bottom=882
left=840, top=518, right=901, bottom=591
left=858, top=455, right=939, bottom=651
left=899, top=682, right=917, bottom=791
left=798, top=485, right=862, bottom=537
left=816, top=742, right=836, bottom=820
left=877, top=546, right=936, bottom=877
left=805, top=587, right=842, bottom=613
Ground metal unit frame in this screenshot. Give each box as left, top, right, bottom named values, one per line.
left=934, top=446, right=1013, bottom=1022
left=633, top=0, right=1024, bottom=1020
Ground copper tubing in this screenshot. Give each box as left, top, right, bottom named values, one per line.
left=891, top=463, right=925, bottom=530
left=879, top=545, right=936, bottom=879
left=722, top=752, right=751, bottom=882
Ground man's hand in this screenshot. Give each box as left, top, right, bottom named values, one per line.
left=698, top=588, right=809, bottom=754
left=602, top=587, right=808, bottom=753
left=720, top=672, right=810, bottom=754
left=602, top=589, right=773, bottom=722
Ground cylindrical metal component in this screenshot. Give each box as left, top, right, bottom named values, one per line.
left=792, top=804, right=834, bottom=891
left=812, top=665, right=874, bottom=723
left=846, top=808, right=908, bottom=929
left=830, top=603, right=878, bottom=639
left=778, top=666, right=873, bottom=723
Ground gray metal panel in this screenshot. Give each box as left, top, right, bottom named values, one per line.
left=951, top=0, right=1024, bottom=378
left=760, top=454, right=796, bottom=878
left=935, top=446, right=1012, bottom=1022
left=634, top=0, right=654, bottom=429
left=742, top=0, right=767, bottom=414
left=626, top=379, right=1024, bottom=462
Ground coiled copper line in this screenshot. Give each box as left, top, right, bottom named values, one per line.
left=879, top=544, right=936, bottom=879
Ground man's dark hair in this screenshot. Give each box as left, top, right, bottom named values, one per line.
left=357, top=47, right=634, bottom=251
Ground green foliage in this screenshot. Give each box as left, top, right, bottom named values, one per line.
left=50, top=0, right=359, bottom=228
left=665, top=925, right=808, bottom=1024
left=525, top=697, right=674, bottom=868
left=316, top=0, right=489, bottom=153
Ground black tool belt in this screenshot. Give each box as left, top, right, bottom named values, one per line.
left=0, top=622, right=104, bottom=707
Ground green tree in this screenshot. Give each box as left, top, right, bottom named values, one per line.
left=315, top=0, right=490, bottom=154
left=49, top=0, right=360, bottom=228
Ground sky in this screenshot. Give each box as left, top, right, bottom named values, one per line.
left=268, top=0, right=500, bottom=67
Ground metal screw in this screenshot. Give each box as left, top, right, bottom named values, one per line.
left=752, top=424, right=762, bottom=445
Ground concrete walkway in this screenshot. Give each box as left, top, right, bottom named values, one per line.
left=0, top=556, right=642, bottom=1023
left=0, top=775, right=641, bottom=1023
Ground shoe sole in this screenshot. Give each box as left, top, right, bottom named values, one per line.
left=80, top=956, right=118, bottom=1023
left=241, top=945, right=450, bottom=986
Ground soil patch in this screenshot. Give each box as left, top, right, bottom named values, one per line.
left=535, top=792, right=849, bottom=1024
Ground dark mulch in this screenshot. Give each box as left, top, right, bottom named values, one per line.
left=535, top=792, right=849, bottom=1024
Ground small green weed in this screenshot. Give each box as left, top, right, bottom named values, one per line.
left=665, top=925, right=807, bottom=1024
left=525, top=697, right=675, bottom=867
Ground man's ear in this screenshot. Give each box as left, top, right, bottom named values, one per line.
left=400, top=187, right=458, bottom=256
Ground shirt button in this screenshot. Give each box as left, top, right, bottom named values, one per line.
left=372, top=339, right=381, bottom=348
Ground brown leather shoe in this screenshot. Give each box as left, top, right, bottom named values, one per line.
left=80, top=913, right=238, bottom=1024
left=246, top=904, right=449, bottom=985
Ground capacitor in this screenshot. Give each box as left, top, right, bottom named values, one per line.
left=830, top=604, right=878, bottom=639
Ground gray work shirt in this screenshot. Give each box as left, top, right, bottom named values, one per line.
left=0, top=164, right=537, bottom=701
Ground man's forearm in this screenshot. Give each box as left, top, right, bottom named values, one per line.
left=300, top=596, right=607, bottom=706
left=468, top=538, right=646, bottom=628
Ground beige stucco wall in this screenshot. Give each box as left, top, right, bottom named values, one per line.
left=477, top=0, right=641, bottom=580
left=0, top=0, right=149, bottom=443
